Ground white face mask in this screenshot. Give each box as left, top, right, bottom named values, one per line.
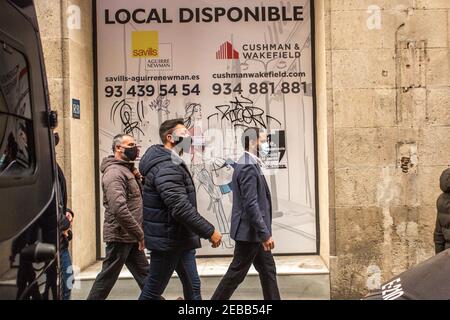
left=259, top=142, right=270, bottom=157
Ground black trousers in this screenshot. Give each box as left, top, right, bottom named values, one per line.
left=211, top=241, right=281, bottom=300
left=87, top=242, right=149, bottom=300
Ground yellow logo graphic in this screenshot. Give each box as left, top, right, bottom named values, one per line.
left=131, top=31, right=159, bottom=58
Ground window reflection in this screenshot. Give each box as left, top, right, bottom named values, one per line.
left=0, top=43, right=35, bottom=177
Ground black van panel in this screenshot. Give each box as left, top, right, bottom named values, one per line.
left=0, top=0, right=59, bottom=300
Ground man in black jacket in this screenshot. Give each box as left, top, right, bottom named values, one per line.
left=138, top=119, right=222, bottom=300
left=54, top=132, right=75, bottom=300
left=212, top=127, right=280, bottom=300
left=35, top=132, right=75, bottom=300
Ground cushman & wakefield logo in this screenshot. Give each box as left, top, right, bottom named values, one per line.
left=216, top=41, right=239, bottom=60
left=131, top=31, right=159, bottom=58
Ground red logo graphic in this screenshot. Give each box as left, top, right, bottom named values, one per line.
left=216, top=41, right=239, bottom=60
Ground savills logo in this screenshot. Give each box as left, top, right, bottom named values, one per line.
left=132, top=31, right=159, bottom=58
left=216, top=41, right=239, bottom=60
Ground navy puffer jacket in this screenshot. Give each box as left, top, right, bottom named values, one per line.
left=139, top=145, right=215, bottom=251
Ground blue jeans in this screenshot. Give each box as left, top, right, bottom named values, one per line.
left=60, top=248, right=73, bottom=300
left=177, top=249, right=201, bottom=300
left=139, top=249, right=201, bottom=300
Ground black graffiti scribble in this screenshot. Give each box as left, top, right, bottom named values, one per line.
left=216, top=95, right=266, bottom=128
left=137, top=100, right=144, bottom=123
left=214, top=95, right=268, bottom=129
left=184, top=103, right=201, bottom=129
left=207, top=98, right=282, bottom=130
left=148, top=96, right=170, bottom=114
left=207, top=96, right=282, bottom=129
left=266, top=115, right=282, bottom=128
left=110, top=99, right=144, bottom=136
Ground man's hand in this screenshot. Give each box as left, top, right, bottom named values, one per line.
left=138, top=239, right=145, bottom=251
left=66, top=212, right=73, bottom=222
left=262, top=237, right=275, bottom=251
left=209, top=230, right=222, bottom=248
left=133, top=168, right=143, bottom=181
left=63, top=212, right=73, bottom=234
left=62, top=230, right=70, bottom=239
left=65, top=212, right=73, bottom=230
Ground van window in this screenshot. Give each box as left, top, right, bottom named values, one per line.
left=0, top=42, right=35, bottom=177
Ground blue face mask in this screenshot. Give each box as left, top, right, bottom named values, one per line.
left=259, top=142, right=270, bottom=157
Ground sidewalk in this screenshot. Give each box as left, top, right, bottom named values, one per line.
left=72, top=255, right=330, bottom=300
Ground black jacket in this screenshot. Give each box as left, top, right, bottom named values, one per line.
left=435, top=169, right=450, bottom=253
left=56, top=165, right=73, bottom=250
left=37, top=164, right=73, bottom=251
left=139, top=145, right=214, bottom=251
left=230, top=152, right=272, bottom=243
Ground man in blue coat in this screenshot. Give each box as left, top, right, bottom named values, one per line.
left=138, top=118, right=222, bottom=300
left=212, top=127, right=280, bottom=300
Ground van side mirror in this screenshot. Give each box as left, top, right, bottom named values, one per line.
left=20, top=243, right=56, bottom=263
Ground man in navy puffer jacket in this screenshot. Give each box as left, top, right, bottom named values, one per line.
left=138, top=118, right=222, bottom=300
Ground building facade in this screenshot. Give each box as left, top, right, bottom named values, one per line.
left=35, top=0, right=450, bottom=299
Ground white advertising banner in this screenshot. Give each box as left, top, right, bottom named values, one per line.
left=96, top=0, right=317, bottom=256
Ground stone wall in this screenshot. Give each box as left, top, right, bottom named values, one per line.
left=324, top=0, right=450, bottom=299
left=35, top=0, right=97, bottom=271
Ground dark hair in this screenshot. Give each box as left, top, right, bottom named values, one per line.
left=112, top=133, right=130, bottom=153
left=159, top=118, right=185, bottom=143
left=241, top=127, right=261, bottom=151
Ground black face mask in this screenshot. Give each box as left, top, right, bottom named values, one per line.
left=123, top=146, right=138, bottom=161
left=173, top=135, right=192, bottom=154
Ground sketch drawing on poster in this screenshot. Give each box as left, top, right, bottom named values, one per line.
left=197, top=1, right=316, bottom=253
left=96, top=0, right=317, bottom=256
